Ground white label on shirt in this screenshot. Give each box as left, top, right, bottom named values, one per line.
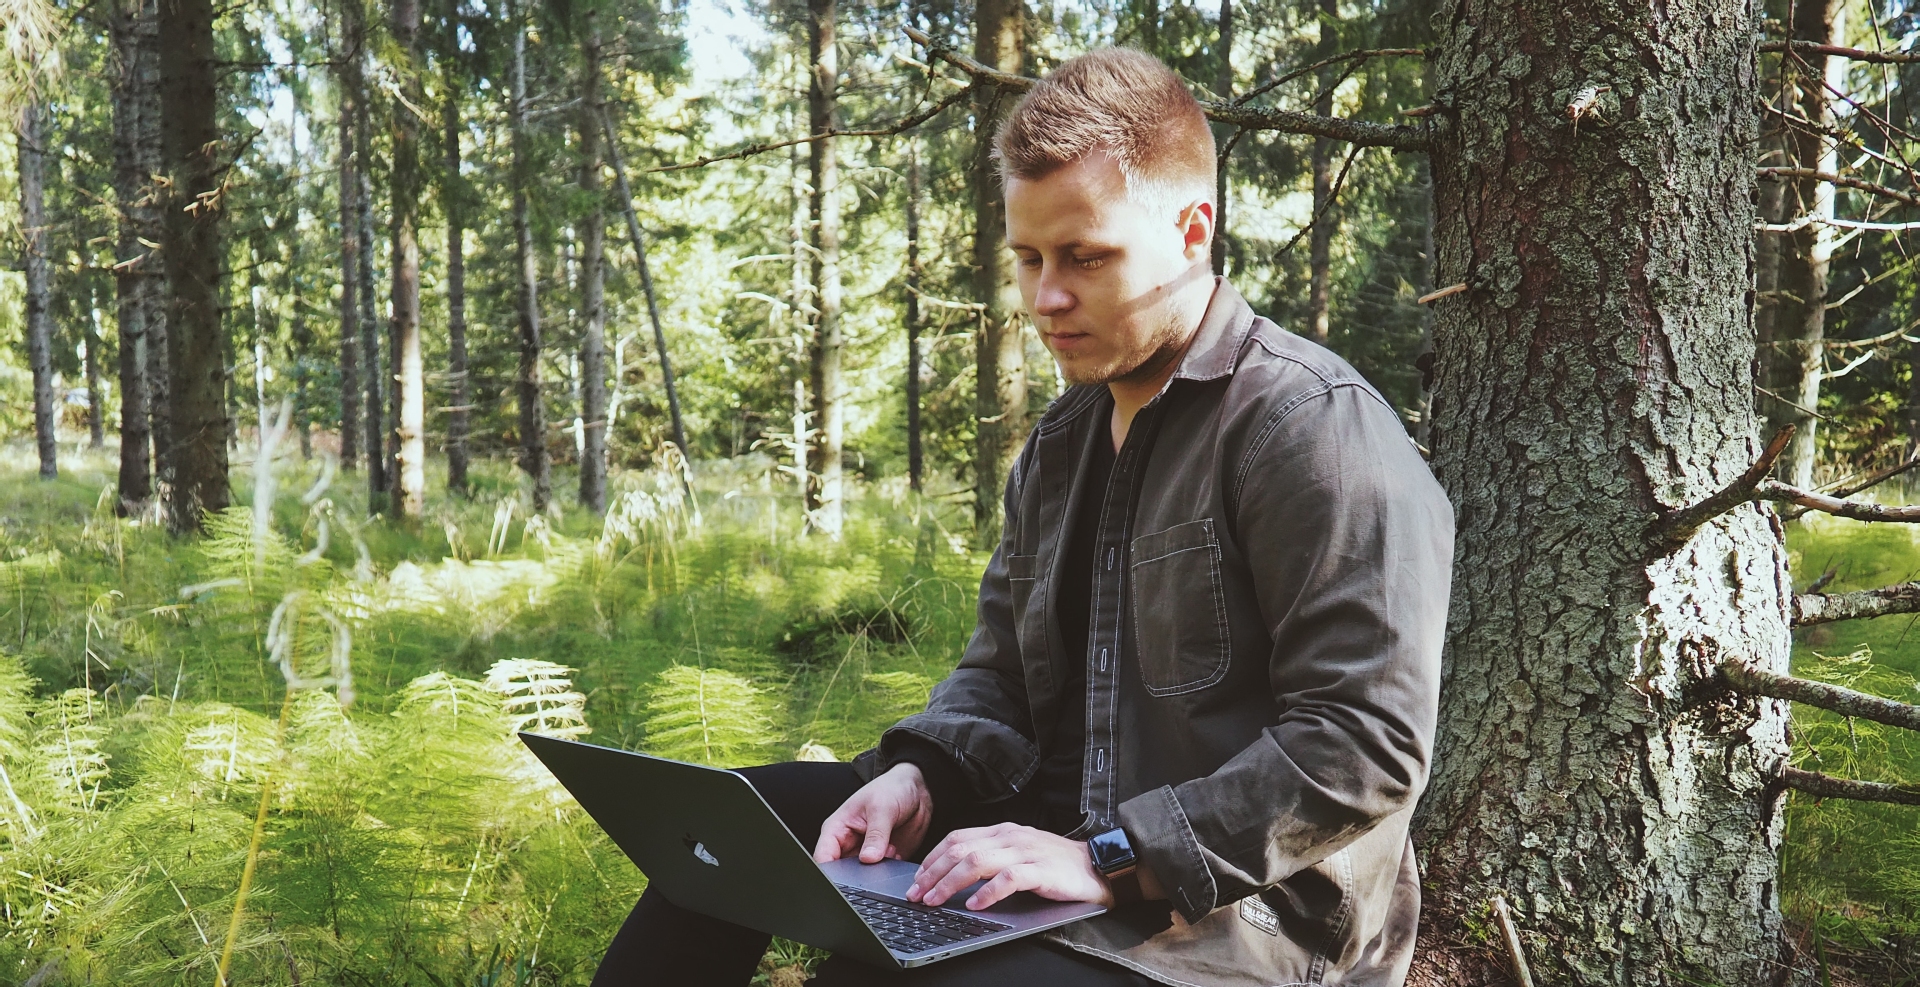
left=1240, top=896, right=1280, bottom=937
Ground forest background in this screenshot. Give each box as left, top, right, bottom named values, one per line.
left=5, top=0, right=1920, bottom=984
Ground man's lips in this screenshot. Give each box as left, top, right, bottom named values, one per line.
left=1045, top=330, right=1092, bottom=349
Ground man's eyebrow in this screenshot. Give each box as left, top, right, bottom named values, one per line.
left=1003, top=238, right=1113, bottom=251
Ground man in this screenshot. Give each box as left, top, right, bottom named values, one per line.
left=594, top=47, right=1453, bottom=987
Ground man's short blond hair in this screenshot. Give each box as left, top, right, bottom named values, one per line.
left=995, top=48, right=1216, bottom=219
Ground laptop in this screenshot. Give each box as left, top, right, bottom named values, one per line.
left=519, top=733, right=1108, bottom=968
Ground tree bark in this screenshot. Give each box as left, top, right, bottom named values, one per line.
left=158, top=0, right=230, bottom=530
left=1770, top=0, right=1846, bottom=487
left=336, top=50, right=361, bottom=472
left=111, top=0, right=153, bottom=511
left=1305, top=0, right=1338, bottom=345
left=1416, top=0, right=1792, bottom=983
left=292, top=312, right=311, bottom=459
left=1211, top=0, right=1232, bottom=277
left=87, top=298, right=105, bottom=450
left=808, top=0, right=844, bottom=537
left=971, top=0, right=1026, bottom=540
left=442, top=0, right=468, bottom=496
left=577, top=19, right=609, bottom=513
left=905, top=139, right=923, bottom=494
left=389, top=0, right=425, bottom=518
left=510, top=0, right=549, bottom=511
left=357, top=119, right=386, bottom=506
left=19, top=101, right=57, bottom=480
left=599, top=109, right=689, bottom=465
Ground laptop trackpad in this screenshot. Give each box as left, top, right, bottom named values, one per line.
left=819, top=856, right=987, bottom=903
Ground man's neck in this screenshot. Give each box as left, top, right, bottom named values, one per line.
left=1106, top=279, right=1214, bottom=452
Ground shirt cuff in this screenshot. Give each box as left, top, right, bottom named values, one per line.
left=1116, top=784, right=1219, bottom=924
left=882, top=738, right=970, bottom=816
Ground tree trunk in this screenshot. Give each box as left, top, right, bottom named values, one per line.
left=357, top=121, right=386, bottom=507
left=1416, top=1, right=1792, bottom=983
left=336, top=59, right=361, bottom=472
left=510, top=0, right=550, bottom=511
left=905, top=139, right=924, bottom=494
left=19, top=102, right=57, bottom=480
left=142, top=14, right=171, bottom=506
left=1770, top=0, right=1845, bottom=487
left=388, top=0, right=425, bottom=518
left=1211, top=0, right=1232, bottom=277
left=158, top=0, right=229, bottom=530
left=971, top=0, right=1026, bottom=539
left=443, top=0, right=468, bottom=496
left=1305, top=0, right=1338, bottom=346
left=87, top=298, right=105, bottom=450
left=292, top=312, right=311, bottom=459
left=599, top=109, right=689, bottom=465
left=111, top=0, right=155, bottom=510
left=576, top=20, right=609, bottom=513
left=808, top=0, right=844, bottom=537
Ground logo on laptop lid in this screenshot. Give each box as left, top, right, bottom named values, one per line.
left=683, top=834, right=720, bottom=867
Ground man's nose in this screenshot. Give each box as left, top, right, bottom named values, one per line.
left=1033, top=270, right=1075, bottom=317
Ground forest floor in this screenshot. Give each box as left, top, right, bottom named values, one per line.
left=0, top=442, right=1910, bottom=985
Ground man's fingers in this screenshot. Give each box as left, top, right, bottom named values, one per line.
left=813, top=815, right=855, bottom=863
left=859, top=815, right=894, bottom=864
left=965, top=864, right=1035, bottom=911
left=922, top=846, right=1016, bottom=907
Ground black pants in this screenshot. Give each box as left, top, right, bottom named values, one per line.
left=590, top=762, right=1155, bottom=987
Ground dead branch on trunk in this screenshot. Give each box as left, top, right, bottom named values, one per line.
left=1793, top=581, right=1920, bottom=626
left=1652, top=426, right=1794, bottom=550
left=644, top=82, right=975, bottom=174
left=1758, top=479, right=1920, bottom=522
left=905, top=26, right=1431, bottom=152
left=1780, top=766, right=1920, bottom=805
left=1757, top=166, right=1920, bottom=209
left=1781, top=457, right=1920, bottom=519
left=1804, top=566, right=1839, bottom=594
left=1720, top=659, right=1920, bottom=731
left=1760, top=40, right=1920, bottom=64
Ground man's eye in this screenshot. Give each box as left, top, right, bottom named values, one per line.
left=1018, top=255, right=1043, bottom=269
left=1075, top=256, right=1106, bottom=270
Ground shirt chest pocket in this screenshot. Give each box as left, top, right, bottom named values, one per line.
left=1128, top=518, right=1231, bottom=696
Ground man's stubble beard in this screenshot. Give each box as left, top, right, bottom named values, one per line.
left=1055, top=307, right=1194, bottom=388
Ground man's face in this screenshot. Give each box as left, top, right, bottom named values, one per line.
left=1005, top=152, right=1212, bottom=387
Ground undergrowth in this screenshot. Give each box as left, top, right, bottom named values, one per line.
left=0, top=442, right=985, bottom=986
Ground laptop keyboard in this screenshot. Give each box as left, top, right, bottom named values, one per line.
left=836, top=885, right=1013, bottom=954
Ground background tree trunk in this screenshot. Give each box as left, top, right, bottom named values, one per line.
left=808, top=0, right=844, bottom=537
left=111, top=0, right=153, bottom=511
left=1415, top=0, right=1792, bottom=982
left=1771, top=0, right=1846, bottom=488
left=357, top=111, right=386, bottom=507
left=905, top=139, right=923, bottom=494
left=1305, top=0, right=1338, bottom=345
left=388, top=0, right=425, bottom=518
left=510, top=0, right=549, bottom=511
left=292, top=312, right=311, bottom=459
left=971, top=0, right=1026, bottom=539
left=159, top=0, right=229, bottom=530
left=86, top=299, right=105, bottom=450
left=443, top=0, right=468, bottom=496
left=337, top=52, right=362, bottom=472
left=19, top=101, right=56, bottom=480
left=577, top=19, right=608, bottom=514
left=140, top=7, right=170, bottom=505
left=1211, top=0, right=1232, bottom=277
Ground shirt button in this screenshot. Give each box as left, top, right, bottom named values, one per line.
left=1100, top=648, right=1109, bottom=672
left=1095, top=748, right=1106, bottom=772
left=1105, top=548, right=1115, bottom=571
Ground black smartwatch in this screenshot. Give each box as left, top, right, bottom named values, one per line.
left=1087, top=827, right=1141, bottom=903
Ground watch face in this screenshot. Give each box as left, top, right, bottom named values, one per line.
left=1091, top=827, right=1136, bottom=874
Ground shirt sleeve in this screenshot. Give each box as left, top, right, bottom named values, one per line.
left=869, top=439, right=1044, bottom=804
left=1115, top=382, right=1454, bottom=922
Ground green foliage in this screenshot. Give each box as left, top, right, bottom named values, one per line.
left=0, top=449, right=984, bottom=983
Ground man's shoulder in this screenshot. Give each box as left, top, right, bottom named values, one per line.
left=1224, top=315, right=1393, bottom=422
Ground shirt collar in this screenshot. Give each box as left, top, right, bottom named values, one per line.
left=1168, top=277, right=1256, bottom=384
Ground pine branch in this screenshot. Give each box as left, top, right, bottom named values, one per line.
left=1781, top=456, right=1920, bottom=519
left=1780, top=766, right=1920, bottom=805
left=1720, top=658, right=1920, bottom=732
left=1760, top=40, right=1920, bottom=64
left=1757, top=478, right=1920, bottom=522
left=1757, top=167, right=1920, bottom=209
left=903, top=26, right=1431, bottom=152
left=643, top=82, right=975, bottom=175
left=1793, top=581, right=1920, bottom=626
left=1651, top=426, right=1795, bottom=551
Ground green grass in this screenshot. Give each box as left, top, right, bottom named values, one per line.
left=1783, top=508, right=1920, bottom=973
left=0, top=442, right=987, bottom=986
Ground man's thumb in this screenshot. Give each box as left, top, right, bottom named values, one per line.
left=859, top=817, right=892, bottom=863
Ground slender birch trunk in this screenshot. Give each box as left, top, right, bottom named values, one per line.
left=576, top=19, right=609, bottom=513
left=510, top=0, right=549, bottom=510
left=389, top=0, right=425, bottom=518
left=443, top=0, right=469, bottom=496
left=336, top=57, right=361, bottom=471
left=971, top=0, right=1025, bottom=539
left=807, top=0, right=844, bottom=537
left=19, top=102, right=56, bottom=480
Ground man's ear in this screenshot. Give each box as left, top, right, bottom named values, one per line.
left=1178, top=200, right=1215, bottom=261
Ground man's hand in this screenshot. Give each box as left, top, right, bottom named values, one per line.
left=813, top=763, right=936, bottom=865
left=907, top=822, right=1112, bottom=911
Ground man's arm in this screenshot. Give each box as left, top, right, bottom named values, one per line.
left=1116, top=383, right=1454, bottom=923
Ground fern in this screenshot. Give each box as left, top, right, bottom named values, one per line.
left=642, top=665, right=779, bottom=768
left=33, top=689, right=108, bottom=813
left=483, top=659, right=590, bottom=740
